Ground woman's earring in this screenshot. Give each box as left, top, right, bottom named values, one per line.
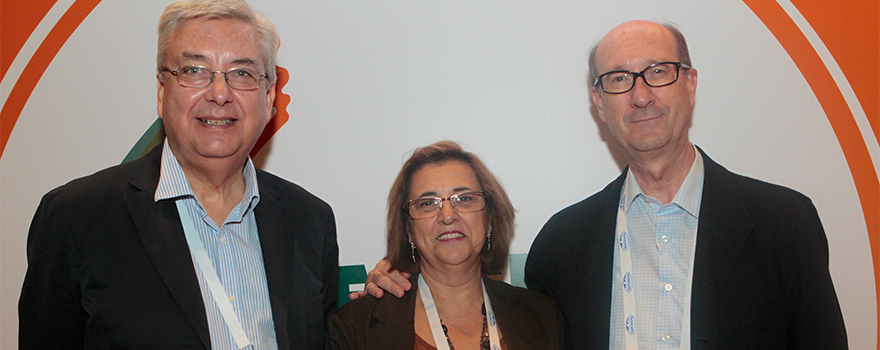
left=486, top=232, right=492, bottom=252
left=411, top=242, right=417, bottom=262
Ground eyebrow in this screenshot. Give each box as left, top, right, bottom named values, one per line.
left=606, top=59, right=664, bottom=72
left=179, top=52, right=208, bottom=64
left=414, top=187, right=476, bottom=198
left=176, top=52, right=259, bottom=68
left=230, top=58, right=258, bottom=67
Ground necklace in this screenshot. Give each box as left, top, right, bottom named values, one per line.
left=439, top=303, right=489, bottom=350
left=418, top=275, right=500, bottom=350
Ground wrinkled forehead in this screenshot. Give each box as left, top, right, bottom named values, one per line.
left=595, top=22, right=679, bottom=72
left=166, top=17, right=264, bottom=68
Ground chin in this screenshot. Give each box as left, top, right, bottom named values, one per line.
left=439, top=254, right=482, bottom=268
left=196, top=143, right=244, bottom=159
left=628, top=134, right=671, bottom=152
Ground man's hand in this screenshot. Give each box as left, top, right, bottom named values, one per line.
left=348, top=259, right=412, bottom=300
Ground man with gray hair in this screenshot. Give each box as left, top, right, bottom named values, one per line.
left=19, top=0, right=338, bottom=349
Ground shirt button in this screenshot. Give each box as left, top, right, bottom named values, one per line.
left=664, top=283, right=673, bottom=292
left=228, top=296, right=235, bottom=303
left=662, top=334, right=671, bottom=341
left=219, top=236, right=227, bottom=243
left=660, top=235, right=669, bottom=243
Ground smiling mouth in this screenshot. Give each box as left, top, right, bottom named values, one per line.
left=199, top=118, right=234, bottom=126
left=629, top=108, right=667, bottom=124
left=437, top=232, right=464, bottom=240
left=631, top=113, right=663, bottom=123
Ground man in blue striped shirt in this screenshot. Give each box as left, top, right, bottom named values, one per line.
left=19, top=1, right=338, bottom=349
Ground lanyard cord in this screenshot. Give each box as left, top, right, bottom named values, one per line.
left=176, top=200, right=254, bottom=350
left=418, top=274, right=501, bottom=350
left=617, top=188, right=639, bottom=350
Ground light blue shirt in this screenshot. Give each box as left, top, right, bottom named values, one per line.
left=155, top=141, right=278, bottom=350
left=609, top=146, right=704, bottom=350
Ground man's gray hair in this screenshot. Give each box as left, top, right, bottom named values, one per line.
left=588, top=22, right=691, bottom=87
left=157, top=0, right=280, bottom=84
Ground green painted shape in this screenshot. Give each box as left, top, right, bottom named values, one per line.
left=508, top=253, right=528, bottom=288
left=338, top=264, right=368, bottom=308
left=122, top=118, right=165, bottom=164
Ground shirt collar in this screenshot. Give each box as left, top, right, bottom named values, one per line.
left=621, top=144, right=705, bottom=218
left=154, top=140, right=260, bottom=213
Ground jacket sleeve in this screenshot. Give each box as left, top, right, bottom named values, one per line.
left=19, top=192, right=86, bottom=349
left=524, top=218, right=563, bottom=299
left=323, top=211, right=340, bottom=330
left=556, top=303, right=567, bottom=350
left=326, top=313, right=355, bottom=350
left=789, top=198, right=848, bottom=348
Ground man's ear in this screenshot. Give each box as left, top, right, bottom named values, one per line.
left=265, top=82, right=277, bottom=121
left=590, top=86, right=606, bottom=122
left=157, top=74, right=165, bottom=119
left=685, top=67, right=698, bottom=106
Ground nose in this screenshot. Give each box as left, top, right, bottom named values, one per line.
left=437, top=201, right=459, bottom=225
left=629, top=75, right=655, bottom=109
left=205, top=72, right=233, bottom=105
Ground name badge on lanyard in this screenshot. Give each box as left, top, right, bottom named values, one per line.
left=616, top=189, right=639, bottom=350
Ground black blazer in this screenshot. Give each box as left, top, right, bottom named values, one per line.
left=525, top=148, right=847, bottom=349
left=327, top=273, right=564, bottom=350
left=19, top=144, right=338, bottom=350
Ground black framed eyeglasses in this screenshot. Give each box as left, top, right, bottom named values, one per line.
left=162, top=65, right=268, bottom=91
left=405, top=191, right=486, bottom=219
left=594, top=61, right=691, bottom=94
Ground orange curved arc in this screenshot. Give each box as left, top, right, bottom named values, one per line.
left=0, top=0, right=102, bottom=160
left=742, top=0, right=880, bottom=345
left=251, top=66, right=291, bottom=158
left=0, top=0, right=57, bottom=80
left=789, top=0, right=879, bottom=140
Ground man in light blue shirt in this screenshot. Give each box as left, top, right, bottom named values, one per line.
left=19, top=0, right=338, bottom=349
left=606, top=145, right=703, bottom=349
left=525, top=20, right=847, bottom=349
left=359, top=20, right=848, bottom=350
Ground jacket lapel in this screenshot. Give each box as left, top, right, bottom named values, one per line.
left=588, top=171, right=626, bottom=349
left=689, top=149, right=754, bottom=347
left=124, top=145, right=211, bottom=349
left=253, top=172, right=296, bottom=350
left=483, top=278, right=522, bottom=346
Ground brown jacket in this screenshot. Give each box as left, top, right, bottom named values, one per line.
left=328, top=273, right=564, bottom=350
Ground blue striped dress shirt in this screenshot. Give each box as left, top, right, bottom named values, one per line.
left=155, top=141, right=278, bottom=350
left=609, top=146, right=704, bottom=350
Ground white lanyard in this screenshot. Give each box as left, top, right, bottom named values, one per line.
left=176, top=200, right=254, bottom=350
left=616, top=189, right=639, bottom=350
left=418, top=274, right=501, bottom=350
left=616, top=148, right=702, bottom=350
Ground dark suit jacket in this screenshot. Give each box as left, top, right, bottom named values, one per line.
left=525, top=148, right=847, bottom=349
left=19, top=144, right=338, bottom=350
left=327, top=273, right=564, bottom=350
